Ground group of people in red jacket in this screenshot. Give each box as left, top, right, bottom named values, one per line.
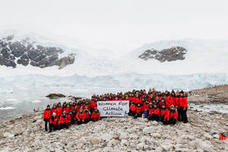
left=43, top=100, right=101, bottom=132
left=128, top=89, right=188, bottom=125
left=43, top=88, right=188, bottom=131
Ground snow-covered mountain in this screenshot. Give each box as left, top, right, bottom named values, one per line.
left=0, top=32, right=228, bottom=116
left=1, top=32, right=228, bottom=76
left=0, top=34, right=75, bottom=70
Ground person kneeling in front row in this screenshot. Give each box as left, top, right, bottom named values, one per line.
left=75, top=108, right=85, bottom=125
left=91, top=108, right=101, bottom=121
left=148, top=103, right=160, bottom=121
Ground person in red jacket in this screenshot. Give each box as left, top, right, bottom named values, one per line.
left=43, top=105, right=51, bottom=131
left=51, top=105, right=58, bottom=116
left=84, top=107, right=91, bottom=123
left=90, top=100, right=97, bottom=113
left=148, top=104, right=160, bottom=121
left=56, top=103, right=62, bottom=117
left=129, top=102, right=136, bottom=116
left=169, top=105, right=178, bottom=125
left=159, top=103, right=169, bottom=124
left=134, top=103, right=143, bottom=119
left=49, top=112, right=59, bottom=132
left=64, top=104, right=70, bottom=114
left=75, top=108, right=85, bottom=124
left=83, top=100, right=91, bottom=111
left=75, top=103, right=81, bottom=113
left=66, top=111, right=72, bottom=125
left=143, top=101, right=150, bottom=118
left=179, top=92, right=188, bottom=123
left=59, top=111, right=69, bottom=129
left=91, top=108, right=101, bottom=121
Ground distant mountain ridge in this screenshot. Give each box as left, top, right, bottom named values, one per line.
left=0, top=35, right=75, bottom=69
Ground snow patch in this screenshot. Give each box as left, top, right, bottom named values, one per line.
left=0, top=107, right=15, bottom=110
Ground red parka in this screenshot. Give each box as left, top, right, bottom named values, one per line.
left=148, top=108, right=160, bottom=116
left=130, top=104, right=136, bottom=113
left=91, top=112, right=100, bottom=120
left=43, top=109, right=51, bottom=119
left=169, top=110, right=178, bottom=120
left=56, top=107, right=63, bottom=117
left=59, top=116, right=68, bottom=124
left=76, top=112, right=85, bottom=120
left=143, top=103, right=149, bottom=111
left=50, top=117, right=59, bottom=126
left=135, top=106, right=142, bottom=114
left=179, top=97, right=188, bottom=108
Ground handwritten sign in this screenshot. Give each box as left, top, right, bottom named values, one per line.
left=97, top=101, right=129, bottom=117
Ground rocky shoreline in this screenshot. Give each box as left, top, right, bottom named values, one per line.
left=0, top=109, right=227, bottom=152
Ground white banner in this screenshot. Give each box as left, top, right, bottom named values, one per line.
left=97, top=101, right=129, bottom=117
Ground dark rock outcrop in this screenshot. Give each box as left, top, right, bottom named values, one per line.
left=138, top=46, right=187, bottom=62
left=0, top=35, right=75, bottom=69
left=46, top=93, right=66, bottom=99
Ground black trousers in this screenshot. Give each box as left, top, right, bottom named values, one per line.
left=178, top=108, right=182, bottom=121
left=85, top=118, right=90, bottom=123
left=77, top=119, right=84, bottom=125
left=44, top=119, right=50, bottom=131
left=162, top=119, right=169, bottom=125
left=169, top=118, right=176, bottom=125
left=148, top=114, right=159, bottom=121
left=128, top=111, right=134, bottom=116
left=92, top=118, right=99, bottom=122
left=60, top=123, right=69, bottom=129
left=49, top=124, right=58, bottom=132
left=179, top=107, right=188, bottom=123
left=133, top=112, right=142, bottom=119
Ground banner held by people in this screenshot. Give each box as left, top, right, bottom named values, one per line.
left=97, top=101, right=129, bottom=117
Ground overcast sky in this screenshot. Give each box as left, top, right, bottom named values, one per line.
left=0, top=0, right=227, bottom=50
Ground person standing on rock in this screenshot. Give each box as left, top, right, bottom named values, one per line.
left=179, top=92, right=188, bottom=123
left=43, top=105, right=52, bottom=131
left=75, top=108, right=85, bottom=124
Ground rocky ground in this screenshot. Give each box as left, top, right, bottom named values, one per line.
left=0, top=109, right=227, bottom=152
left=188, top=85, right=228, bottom=104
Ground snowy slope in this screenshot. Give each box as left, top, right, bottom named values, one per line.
left=125, top=39, right=228, bottom=75
left=0, top=32, right=228, bottom=116
left=1, top=32, right=228, bottom=76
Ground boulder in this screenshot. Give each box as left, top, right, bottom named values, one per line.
left=143, top=127, right=153, bottom=134
left=3, top=132, right=14, bottom=138
left=46, top=93, right=66, bottom=99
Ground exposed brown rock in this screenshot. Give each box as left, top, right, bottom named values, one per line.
left=46, top=93, right=66, bottom=99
